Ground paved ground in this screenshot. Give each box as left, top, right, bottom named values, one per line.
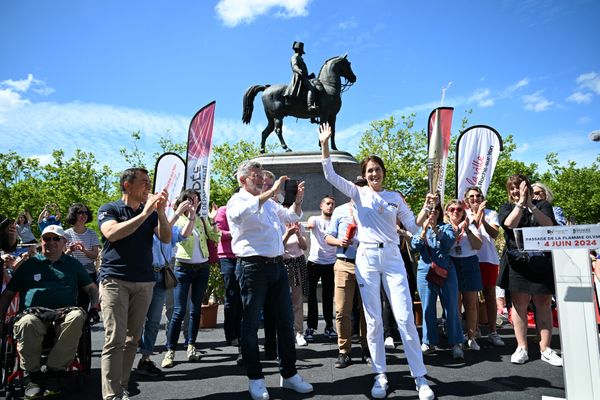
left=7, top=305, right=566, bottom=399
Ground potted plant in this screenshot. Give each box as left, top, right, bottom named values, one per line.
left=200, top=262, right=224, bottom=328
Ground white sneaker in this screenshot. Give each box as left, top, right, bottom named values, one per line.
left=280, top=373, right=313, bottom=393
left=415, top=376, right=435, bottom=400
left=421, top=343, right=436, bottom=355
left=451, top=344, right=464, bottom=359
left=371, top=373, right=388, bottom=399
left=511, top=346, right=529, bottom=364
left=161, top=349, right=175, bottom=368
left=487, top=331, right=505, bottom=347
left=384, top=336, right=395, bottom=349
left=295, top=332, right=307, bottom=347
left=540, top=348, right=563, bottom=367
left=467, top=338, right=480, bottom=351
left=187, top=344, right=200, bottom=361
left=249, top=378, right=269, bottom=400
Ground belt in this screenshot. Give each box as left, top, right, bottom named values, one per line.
left=337, top=257, right=356, bottom=263
left=240, top=255, right=283, bottom=264
left=177, top=262, right=209, bottom=270
left=361, top=242, right=386, bottom=248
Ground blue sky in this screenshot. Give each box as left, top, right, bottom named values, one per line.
left=1, top=0, right=599, bottom=172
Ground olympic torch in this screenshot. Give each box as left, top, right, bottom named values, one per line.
left=427, top=106, right=453, bottom=209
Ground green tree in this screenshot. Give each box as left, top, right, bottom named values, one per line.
left=539, top=153, right=600, bottom=224
left=210, top=140, right=263, bottom=207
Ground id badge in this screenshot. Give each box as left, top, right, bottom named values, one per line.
left=454, top=245, right=462, bottom=255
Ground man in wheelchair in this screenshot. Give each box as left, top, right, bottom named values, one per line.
left=0, top=225, right=99, bottom=399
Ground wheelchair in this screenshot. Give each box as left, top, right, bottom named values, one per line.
left=0, top=306, right=99, bottom=399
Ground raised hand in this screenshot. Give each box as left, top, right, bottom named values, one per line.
left=319, top=122, right=332, bottom=144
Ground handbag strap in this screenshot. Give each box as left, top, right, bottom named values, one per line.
left=159, top=245, right=170, bottom=267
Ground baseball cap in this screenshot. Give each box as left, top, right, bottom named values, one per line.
left=41, top=225, right=65, bottom=238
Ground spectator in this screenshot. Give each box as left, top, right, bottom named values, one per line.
left=97, top=167, right=171, bottom=400
left=320, top=123, right=434, bottom=400
left=16, top=210, right=37, bottom=245
left=0, top=225, right=99, bottom=398
left=305, top=196, right=338, bottom=342
left=283, top=219, right=309, bottom=347
left=226, top=160, right=313, bottom=400
left=445, top=199, right=483, bottom=351
left=463, top=186, right=505, bottom=347
left=498, top=174, right=562, bottom=366
left=215, top=204, right=243, bottom=354
left=137, top=199, right=194, bottom=377
left=161, top=190, right=221, bottom=368
left=0, top=214, right=18, bottom=253
left=37, top=203, right=62, bottom=232
left=324, top=178, right=370, bottom=369
left=532, top=182, right=567, bottom=225
left=412, top=199, right=464, bottom=360
left=64, top=203, right=100, bottom=307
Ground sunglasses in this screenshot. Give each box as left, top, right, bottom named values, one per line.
left=468, top=194, right=482, bottom=199
left=42, top=236, right=62, bottom=242
left=447, top=207, right=463, bottom=213
left=533, top=191, right=545, bottom=196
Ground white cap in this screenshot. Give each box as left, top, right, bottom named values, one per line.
left=41, top=225, right=65, bottom=238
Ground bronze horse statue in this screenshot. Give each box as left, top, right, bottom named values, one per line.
left=242, top=55, right=356, bottom=153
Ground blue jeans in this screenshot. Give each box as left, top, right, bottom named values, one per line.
left=239, top=258, right=296, bottom=380
left=140, top=270, right=167, bottom=355
left=166, top=263, right=210, bottom=349
left=417, top=261, right=463, bottom=346
left=220, top=258, right=242, bottom=344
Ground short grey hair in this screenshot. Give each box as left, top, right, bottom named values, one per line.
left=236, top=160, right=262, bottom=184
left=532, top=182, right=554, bottom=204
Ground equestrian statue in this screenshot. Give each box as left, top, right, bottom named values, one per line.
left=242, top=41, right=357, bottom=153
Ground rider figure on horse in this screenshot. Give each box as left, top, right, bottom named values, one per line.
left=284, top=41, right=319, bottom=112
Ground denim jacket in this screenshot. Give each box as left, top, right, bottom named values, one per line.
left=411, top=223, right=456, bottom=270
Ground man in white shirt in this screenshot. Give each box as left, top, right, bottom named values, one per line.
left=305, top=196, right=338, bottom=341
left=226, top=160, right=313, bottom=400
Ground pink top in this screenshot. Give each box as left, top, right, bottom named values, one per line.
left=215, top=206, right=235, bottom=259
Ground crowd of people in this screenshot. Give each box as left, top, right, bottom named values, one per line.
left=0, top=123, right=596, bottom=400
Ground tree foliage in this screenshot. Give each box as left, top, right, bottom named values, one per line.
left=210, top=140, right=263, bottom=207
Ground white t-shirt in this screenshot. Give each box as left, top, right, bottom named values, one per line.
left=307, top=216, right=337, bottom=264
left=284, top=224, right=306, bottom=259
left=448, top=223, right=480, bottom=258
left=466, top=208, right=500, bottom=265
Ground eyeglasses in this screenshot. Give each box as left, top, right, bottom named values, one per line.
left=533, top=191, right=545, bottom=196
left=447, top=207, right=463, bottom=213
left=42, top=236, right=62, bottom=242
left=468, top=194, right=482, bottom=199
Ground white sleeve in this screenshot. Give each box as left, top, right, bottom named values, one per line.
left=321, top=157, right=358, bottom=199
left=226, top=194, right=260, bottom=224
left=396, top=195, right=418, bottom=235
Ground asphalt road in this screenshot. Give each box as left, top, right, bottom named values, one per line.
left=15, top=305, right=567, bottom=400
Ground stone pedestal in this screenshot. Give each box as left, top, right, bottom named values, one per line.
left=253, top=151, right=360, bottom=218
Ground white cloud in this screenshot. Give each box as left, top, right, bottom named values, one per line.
left=468, top=88, right=494, bottom=107
left=567, top=91, right=593, bottom=104
left=504, top=78, right=529, bottom=94
left=575, top=71, right=600, bottom=94
left=522, top=91, right=553, bottom=111
left=215, top=0, right=311, bottom=27
left=577, top=116, right=591, bottom=124
left=515, top=142, right=530, bottom=154
left=338, top=17, right=357, bottom=30
left=0, top=74, right=54, bottom=123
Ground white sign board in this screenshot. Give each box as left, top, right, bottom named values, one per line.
left=515, top=224, right=600, bottom=251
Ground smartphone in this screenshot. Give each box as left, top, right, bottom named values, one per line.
left=282, top=179, right=299, bottom=206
